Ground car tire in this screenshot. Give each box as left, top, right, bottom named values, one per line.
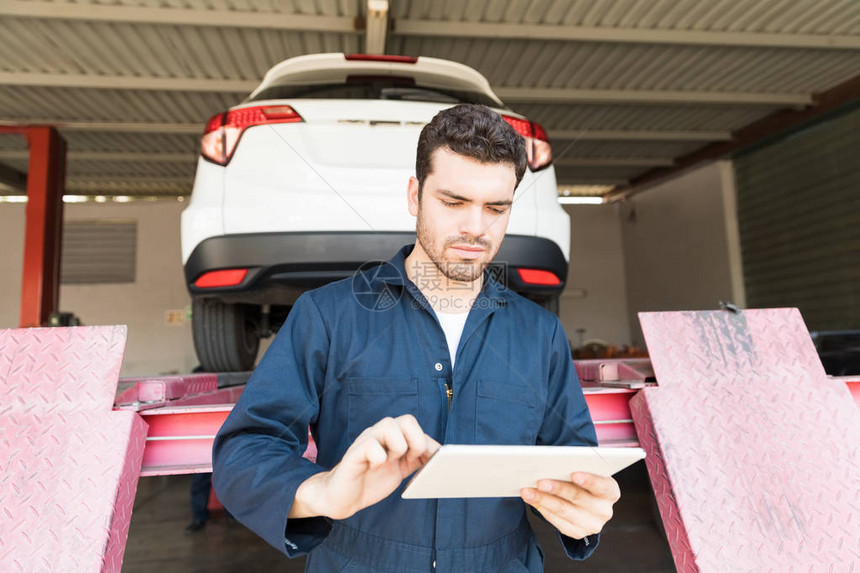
left=192, top=299, right=260, bottom=372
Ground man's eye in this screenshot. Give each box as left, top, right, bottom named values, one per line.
left=489, top=207, right=506, bottom=214
left=441, top=200, right=461, bottom=207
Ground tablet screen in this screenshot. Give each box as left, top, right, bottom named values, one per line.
left=402, top=445, right=645, bottom=499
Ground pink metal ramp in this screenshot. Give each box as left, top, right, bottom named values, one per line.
left=0, top=326, right=147, bottom=573
left=631, top=308, right=860, bottom=572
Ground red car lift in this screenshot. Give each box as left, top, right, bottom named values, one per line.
left=1, top=312, right=858, bottom=571
left=633, top=309, right=860, bottom=572
left=0, top=326, right=145, bottom=573
left=0, top=125, right=67, bottom=328
left=113, top=362, right=649, bottom=477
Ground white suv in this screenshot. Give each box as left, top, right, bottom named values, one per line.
left=182, top=53, right=570, bottom=371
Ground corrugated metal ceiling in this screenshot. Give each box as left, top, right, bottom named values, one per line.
left=0, top=130, right=200, bottom=154
left=0, top=18, right=361, bottom=80
left=391, top=0, right=860, bottom=34
left=517, top=103, right=777, bottom=132
left=0, top=0, right=858, bottom=196
left=0, top=86, right=240, bottom=123
left=390, top=39, right=860, bottom=94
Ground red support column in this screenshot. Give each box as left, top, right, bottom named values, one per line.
left=19, top=127, right=66, bottom=327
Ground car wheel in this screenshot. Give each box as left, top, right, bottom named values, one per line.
left=192, top=299, right=260, bottom=372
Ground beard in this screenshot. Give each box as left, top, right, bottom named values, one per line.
left=415, top=207, right=497, bottom=283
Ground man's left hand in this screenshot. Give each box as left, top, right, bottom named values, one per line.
left=521, top=472, right=621, bottom=540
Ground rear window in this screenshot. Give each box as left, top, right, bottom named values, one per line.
left=247, top=76, right=501, bottom=108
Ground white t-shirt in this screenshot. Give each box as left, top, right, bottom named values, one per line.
left=436, top=310, right=470, bottom=368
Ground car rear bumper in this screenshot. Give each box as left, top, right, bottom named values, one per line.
left=185, top=232, right=568, bottom=305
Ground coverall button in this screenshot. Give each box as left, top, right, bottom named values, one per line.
left=434, top=362, right=443, bottom=371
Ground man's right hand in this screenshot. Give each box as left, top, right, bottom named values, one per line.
left=289, top=414, right=440, bottom=520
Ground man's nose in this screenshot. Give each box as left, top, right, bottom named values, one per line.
left=460, top=205, right=488, bottom=239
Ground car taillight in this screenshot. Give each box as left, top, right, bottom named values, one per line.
left=502, top=115, right=552, bottom=171
left=344, top=54, right=418, bottom=64
left=517, top=268, right=561, bottom=286
left=200, top=105, right=304, bottom=166
left=194, top=269, right=248, bottom=288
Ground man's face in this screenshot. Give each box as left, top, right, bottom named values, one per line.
left=407, top=147, right=517, bottom=283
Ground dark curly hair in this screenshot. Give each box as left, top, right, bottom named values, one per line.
left=415, top=104, right=527, bottom=200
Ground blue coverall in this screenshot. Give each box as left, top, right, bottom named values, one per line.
left=212, top=244, right=600, bottom=572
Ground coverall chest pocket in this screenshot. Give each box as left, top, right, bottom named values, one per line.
left=346, top=377, right=419, bottom=443
left=475, top=379, right=541, bottom=445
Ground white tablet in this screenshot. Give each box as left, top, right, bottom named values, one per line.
left=401, top=445, right=646, bottom=499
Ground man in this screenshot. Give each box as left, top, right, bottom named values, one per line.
left=212, top=104, right=620, bottom=572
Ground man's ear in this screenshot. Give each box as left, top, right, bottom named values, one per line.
left=407, top=176, right=420, bottom=217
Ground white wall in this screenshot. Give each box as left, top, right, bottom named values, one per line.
left=559, top=203, right=631, bottom=347
left=0, top=201, right=197, bottom=377
left=0, top=204, right=25, bottom=330
left=619, top=161, right=744, bottom=346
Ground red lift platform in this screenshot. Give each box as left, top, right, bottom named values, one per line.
left=1, top=309, right=858, bottom=572
left=0, top=125, right=67, bottom=329
left=633, top=309, right=860, bottom=572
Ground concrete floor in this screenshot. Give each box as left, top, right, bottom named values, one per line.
left=122, top=461, right=676, bottom=572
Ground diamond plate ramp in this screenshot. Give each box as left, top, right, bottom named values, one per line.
left=631, top=308, right=860, bottom=573
left=0, top=326, right=148, bottom=573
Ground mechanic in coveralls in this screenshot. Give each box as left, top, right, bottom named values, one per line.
left=212, top=104, right=620, bottom=572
